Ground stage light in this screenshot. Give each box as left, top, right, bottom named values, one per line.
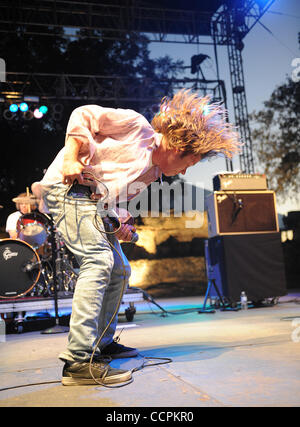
left=255, top=0, right=269, bottom=5
left=3, top=109, right=14, bottom=120
left=33, top=108, right=43, bottom=119
left=191, top=54, right=210, bottom=74
left=20, top=102, right=29, bottom=112
left=23, top=110, right=34, bottom=120
left=39, top=105, right=48, bottom=114
left=9, top=104, right=18, bottom=113
left=203, top=105, right=210, bottom=116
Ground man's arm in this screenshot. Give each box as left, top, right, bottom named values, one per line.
left=62, top=136, right=86, bottom=185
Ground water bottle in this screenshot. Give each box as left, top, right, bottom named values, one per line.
left=0, top=316, right=6, bottom=342
left=240, top=291, right=248, bottom=310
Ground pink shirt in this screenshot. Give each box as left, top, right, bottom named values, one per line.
left=39, top=105, right=162, bottom=203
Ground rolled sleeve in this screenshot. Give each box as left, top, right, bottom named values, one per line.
left=66, top=106, right=98, bottom=142
left=65, top=105, right=106, bottom=163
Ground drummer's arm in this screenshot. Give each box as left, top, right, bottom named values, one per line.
left=7, top=230, right=18, bottom=239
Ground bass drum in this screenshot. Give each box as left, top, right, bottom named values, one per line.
left=0, top=239, right=41, bottom=299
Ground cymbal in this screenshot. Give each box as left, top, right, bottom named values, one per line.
left=12, top=196, right=39, bottom=204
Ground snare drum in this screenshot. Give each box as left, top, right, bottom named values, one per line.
left=0, top=239, right=41, bottom=298
left=17, top=212, right=49, bottom=249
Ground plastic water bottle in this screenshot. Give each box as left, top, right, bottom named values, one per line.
left=240, top=291, right=248, bottom=310
left=0, top=317, right=6, bottom=342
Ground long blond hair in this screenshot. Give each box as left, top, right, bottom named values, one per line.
left=151, top=89, right=242, bottom=159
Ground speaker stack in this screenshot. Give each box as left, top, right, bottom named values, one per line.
left=205, top=173, right=287, bottom=305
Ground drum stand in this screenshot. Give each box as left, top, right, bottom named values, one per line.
left=41, top=216, right=69, bottom=334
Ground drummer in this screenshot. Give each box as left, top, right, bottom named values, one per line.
left=5, top=192, right=38, bottom=239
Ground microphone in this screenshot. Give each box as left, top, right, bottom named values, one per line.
left=105, top=209, right=139, bottom=243
left=130, top=232, right=139, bottom=243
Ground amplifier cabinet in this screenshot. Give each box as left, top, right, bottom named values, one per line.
left=206, top=191, right=279, bottom=237
left=204, top=234, right=287, bottom=302
left=213, top=173, right=268, bottom=191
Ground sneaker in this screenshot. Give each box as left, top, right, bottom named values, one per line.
left=101, top=341, right=139, bottom=359
left=61, top=360, right=132, bottom=386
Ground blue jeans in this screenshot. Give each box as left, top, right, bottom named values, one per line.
left=44, top=184, right=131, bottom=363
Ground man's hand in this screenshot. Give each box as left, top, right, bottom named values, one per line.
left=115, top=224, right=136, bottom=242
left=63, top=136, right=96, bottom=186
left=62, top=159, right=85, bottom=185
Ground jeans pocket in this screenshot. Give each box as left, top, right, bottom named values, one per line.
left=43, top=186, right=67, bottom=225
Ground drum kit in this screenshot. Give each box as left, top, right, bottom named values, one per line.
left=0, top=194, right=78, bottom=300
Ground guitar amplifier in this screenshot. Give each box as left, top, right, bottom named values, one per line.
left=206, top=190, right=279, bottom=237
left=213, top=173, right=268, bottom=191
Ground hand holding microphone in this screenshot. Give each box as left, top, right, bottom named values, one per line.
left=115, top=223, right=139, bottom=243
left=104, top=208, right=139, bottom=243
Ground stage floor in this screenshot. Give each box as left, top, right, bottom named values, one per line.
left=0, top=291, right=300, bottom=408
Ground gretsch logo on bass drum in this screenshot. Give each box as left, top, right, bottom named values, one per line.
left=3, top=247, right=18, bottom=260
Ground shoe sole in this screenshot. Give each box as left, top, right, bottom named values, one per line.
left=108, top=350, right=139, bottom=359
left=62, top=370, right=132, bottom=386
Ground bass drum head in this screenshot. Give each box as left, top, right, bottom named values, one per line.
left=0, top=239, right=41, bottom=299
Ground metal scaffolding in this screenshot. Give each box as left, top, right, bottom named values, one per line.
left=211, top=0, right=275, bottom=173
left=0, top=71, right=227, bottom=126
left=0, top=0, right=218, bottom=43
left=2, top=72, right=226, bottom=102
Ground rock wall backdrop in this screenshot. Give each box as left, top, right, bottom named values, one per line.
left=121, top=211, right=209, bottom=298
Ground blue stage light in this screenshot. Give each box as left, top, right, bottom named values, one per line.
left=39, top=105, right=48, bottom=114
left=9, top=104, right=18, bottom=113
left=20, top=102, right=29, bottom=112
